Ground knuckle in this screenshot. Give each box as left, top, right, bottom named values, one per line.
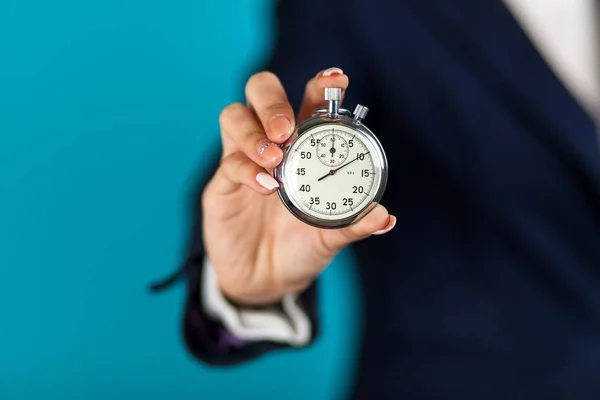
left=246, top=71, right=278, bottom=91
left=220, top=152, right=243, bottom=169
left=304, top=76, right=315, bottom=92
left=307, top=81, right=323, bottom=103
left=219, top=152, right=233, bottom=167
left=219, top=102, right=246, bottom=126
left=241, top=128, right=266, bottom=143
left=201, top=182, right=218, bottom=211
left=303, top=79, right=314, bottom=98
left=264, top=102, right=291, bottom=116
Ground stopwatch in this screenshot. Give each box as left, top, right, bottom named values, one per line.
left=274, top=87, right=388, bottom=229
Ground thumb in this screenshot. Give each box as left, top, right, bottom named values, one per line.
left=319, top=204, right=396, bottom=253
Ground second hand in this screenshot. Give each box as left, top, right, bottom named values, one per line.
left=317, top=152, right=368, bottom=182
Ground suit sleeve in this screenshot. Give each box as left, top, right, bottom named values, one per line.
left=168, top=0, right=367, bottom=366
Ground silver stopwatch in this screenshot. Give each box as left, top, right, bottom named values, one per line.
left=274, top=87, right=388, bottom=229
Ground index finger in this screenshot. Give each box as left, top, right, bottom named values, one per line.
left=297, top=67, right=350, bottom=122
left=245, top=71, right=296, bottom=144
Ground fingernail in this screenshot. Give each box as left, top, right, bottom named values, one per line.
left=256, top=139, right=275, bottom=156
left=372, top=216, right=397, bottom=235
left=256, top=172, right=279, bottom=190
left=269, top=114, right=293, bottom=140
left=322, top=67, right=343, bottom=77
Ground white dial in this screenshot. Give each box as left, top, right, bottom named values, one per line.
left=281, top=124, right=382, bottom=222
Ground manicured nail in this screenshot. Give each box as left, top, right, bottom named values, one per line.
left=256, top=172, right=279, bottom=190
left=322, top=67, right=343, bottom=77
left=372, top=216, right=397, bottom=235
left=269, top=114, right=293, bottom=140
left=256, top=139, right=275, bottom=156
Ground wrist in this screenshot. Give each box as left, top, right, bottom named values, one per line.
left=202, top=257, right=313, bottom=346
left=218, top=282, right=287, bottom=307
left=217, top=275, right=311, bottom=308
left=210, top=258, right=314, bottom=306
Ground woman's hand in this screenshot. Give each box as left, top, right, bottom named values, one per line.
left=202, top=68, right=396, bottom=305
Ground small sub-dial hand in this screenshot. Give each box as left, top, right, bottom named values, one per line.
left=317, top=133, right=348, bottom=167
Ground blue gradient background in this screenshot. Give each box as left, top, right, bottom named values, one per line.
left=0, top=1, right=362, bottom=398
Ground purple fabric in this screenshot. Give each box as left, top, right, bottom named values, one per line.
left=184, top=295, right=246, bottom=349
left=179, top=255, right=319, bottom=366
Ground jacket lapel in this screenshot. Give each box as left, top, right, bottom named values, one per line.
left=407, top=0, right=600, bottom=192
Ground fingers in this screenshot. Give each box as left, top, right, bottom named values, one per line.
left=209, top=152, right=280, bottom=197
left=219, top=68, right=349, bottom=167
left=320, top=204, right=396, bottom=252
left=219, top=102, right=283, bottom=168
left=219, top=70, right=295, bottom=166
left=215, top=99, right=282, bottom=201
left=244, top=69, right=349, bottom=143
left=245, top=71, right=296, bottom=144
left=297, top=67, right=350, bottom=122
left=212, top=67, right=351, bottom=202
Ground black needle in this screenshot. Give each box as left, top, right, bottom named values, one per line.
left=330, top=135, right=336, bottom=156
left=317, top=152, right=369, bottom=181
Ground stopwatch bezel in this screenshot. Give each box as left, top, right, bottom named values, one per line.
left=274, top=113, right=388, bottom=229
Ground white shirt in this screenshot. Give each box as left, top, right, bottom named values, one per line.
left=203, top=0, right=600, bottom=345
left=504, top=0, right=600, bottom=123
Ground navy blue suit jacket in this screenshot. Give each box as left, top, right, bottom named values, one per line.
left=153, top=0, right=600, bottom=398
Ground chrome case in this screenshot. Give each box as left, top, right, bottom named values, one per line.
left=274, top=108, right=388, bottom=229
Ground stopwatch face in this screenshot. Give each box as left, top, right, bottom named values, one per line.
left=276, top=122, right=387, bottom=228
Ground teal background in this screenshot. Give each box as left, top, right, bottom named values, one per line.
left=0, top=1, right=362, bottom=399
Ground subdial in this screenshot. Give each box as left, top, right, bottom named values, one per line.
left=316, top=133, right=349, bottom=167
